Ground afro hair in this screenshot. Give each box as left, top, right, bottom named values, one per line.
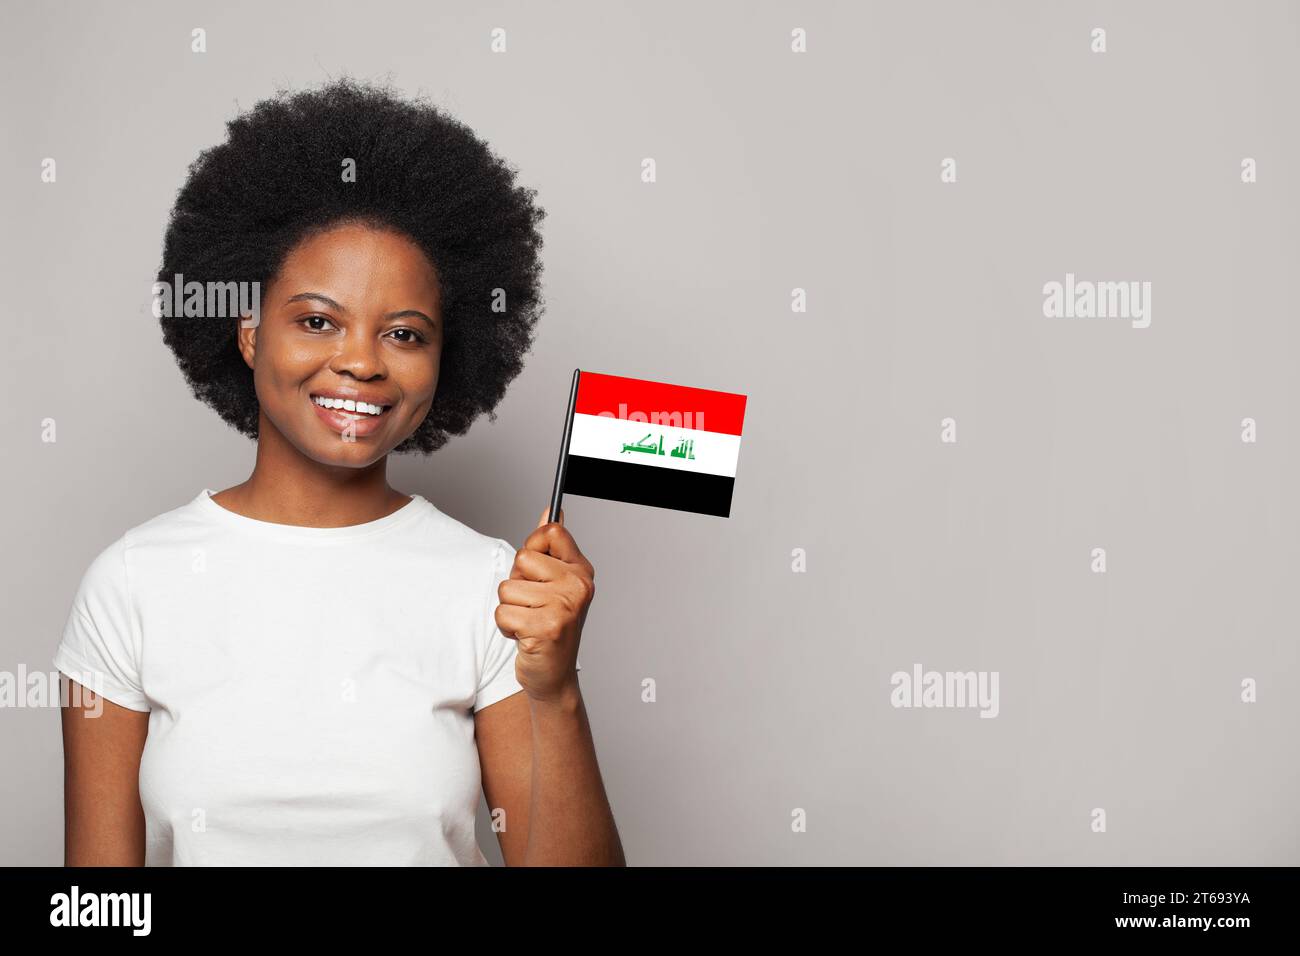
left=156, top=77, right=547, bottom=454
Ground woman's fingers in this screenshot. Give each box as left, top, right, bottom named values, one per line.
left=497, top=577, right=551, bottom=609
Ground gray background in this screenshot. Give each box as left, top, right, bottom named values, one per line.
left=2, top=0, right=1296, bottom=865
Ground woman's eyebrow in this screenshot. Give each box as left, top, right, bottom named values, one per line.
left=283, top=293, right=434, bottom=329
left=285, top=292, right=346, bottom=311
left=386, top=309, right=436, bottom=329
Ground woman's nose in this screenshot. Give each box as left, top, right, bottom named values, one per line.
left=330, top=326, right=386, bottom=379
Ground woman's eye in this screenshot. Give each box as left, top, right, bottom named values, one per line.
left=297, top=316, right=425, bottom=343
left=299, top=315, right=336, bottom=332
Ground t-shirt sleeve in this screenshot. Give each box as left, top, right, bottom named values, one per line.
left=473, top=539, right=526, bottom=713
left=53, top=535, right=151, bottom=712
left=473, top=537, right=582, bottom=714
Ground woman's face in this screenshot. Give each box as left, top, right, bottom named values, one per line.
left=238, top=222, right=443, bottom=467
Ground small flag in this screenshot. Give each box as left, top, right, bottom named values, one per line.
left=549, top=370, right=747, bottom=518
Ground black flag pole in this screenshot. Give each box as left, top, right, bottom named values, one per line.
left=548, top=369, right=581, bottom=524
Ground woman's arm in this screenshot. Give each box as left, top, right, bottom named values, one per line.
left=477, top=506, right=624, bottom=865
left=60, top=676, right=149, bottom=866
left=476, top=686, right=624, bottom=866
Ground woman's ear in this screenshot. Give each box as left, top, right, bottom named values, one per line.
left=236, top=317, right=256, bottom=370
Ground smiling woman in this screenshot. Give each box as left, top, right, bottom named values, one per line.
left=156, top=78, right=545, bottom=457
left=247, top=223, right=444, bottom=454
left=55, top=77, right=623, bottom=868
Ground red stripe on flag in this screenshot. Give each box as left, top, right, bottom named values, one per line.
left=573, top=371, right=747, bottom=437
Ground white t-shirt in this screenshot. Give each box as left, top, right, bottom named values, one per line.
left=54, top=488, right=577, bottom=866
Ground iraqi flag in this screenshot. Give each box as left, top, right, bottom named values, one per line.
left=550, top=370, right=747, bottom=518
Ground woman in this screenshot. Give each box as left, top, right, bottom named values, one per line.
left=55, top=78, right=624, bottom=866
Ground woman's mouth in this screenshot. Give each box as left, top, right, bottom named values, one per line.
left=309, top=393, right=393, bottom=437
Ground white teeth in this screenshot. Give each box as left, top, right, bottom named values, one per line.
left=312, top=396, right=387, bottom=416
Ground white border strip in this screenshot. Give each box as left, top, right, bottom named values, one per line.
left=568, top=412, right=741, bottom=478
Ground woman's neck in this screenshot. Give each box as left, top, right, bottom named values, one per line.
left=210, top=414, right=411, bottom=528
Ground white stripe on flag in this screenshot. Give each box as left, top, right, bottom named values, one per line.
left=567, top=412, right=741, bottom=478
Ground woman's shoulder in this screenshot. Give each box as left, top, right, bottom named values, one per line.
left=69, top=491, right=205, bottom=574
left=416, top=498, right=514, bottom=562
left=115, top=489, right=218, bottom=551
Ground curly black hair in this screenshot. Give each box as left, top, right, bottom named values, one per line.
left=156, top=77, right=546, bottom=454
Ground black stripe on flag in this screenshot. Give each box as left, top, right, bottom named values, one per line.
left=562, top=454, right=736, bottom=517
